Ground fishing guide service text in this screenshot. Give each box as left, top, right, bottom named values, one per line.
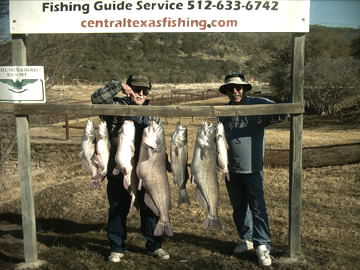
left=42, top=0, right=280, bottom=14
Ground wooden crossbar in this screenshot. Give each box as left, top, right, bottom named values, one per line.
left=6, top=102, right=304, bottom=117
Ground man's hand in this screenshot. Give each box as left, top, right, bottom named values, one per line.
left=121, top=82, right=136, bottom=98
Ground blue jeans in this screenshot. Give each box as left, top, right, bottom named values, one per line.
left=106, top=158, right=163, bottom=253
left=225, top=171, right=272, bottom=249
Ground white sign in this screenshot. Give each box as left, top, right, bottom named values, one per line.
left=0, top=66, right=46, bottom=103
left=10, top=0, right=310, bottom=33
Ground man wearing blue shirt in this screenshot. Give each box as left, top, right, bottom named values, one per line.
left=218, top=72, right=287, bottom=267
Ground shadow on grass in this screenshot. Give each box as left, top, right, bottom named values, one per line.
left=171, top=232, right=234, bottom=255
left=0, top=253, right=23, bottom=267
left=0, top=212, right=105, bottom=234
left=1, top=212, right=244, bottom=254
left=0, top=212, right=296, bottom=268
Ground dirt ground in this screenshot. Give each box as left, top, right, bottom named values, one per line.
left=0, top=84, right=359, bottom=270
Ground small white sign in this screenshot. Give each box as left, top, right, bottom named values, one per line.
left=0, top=66, right=46, bottom=103
left=10, top=0, right=310, bottom=33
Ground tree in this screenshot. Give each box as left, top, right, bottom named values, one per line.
left=304, top=57, right=360, bottom=115
left=271, top=54, right=360, bottom=116
left=269, top=48, right=292, bottom=102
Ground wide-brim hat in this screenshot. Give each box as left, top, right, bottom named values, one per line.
left=219, top=73, right=252, bottom=94
left=126, top=74, right=152, bottom=90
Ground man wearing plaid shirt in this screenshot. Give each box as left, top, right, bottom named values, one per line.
left=91, top=74, right=170, bottom=263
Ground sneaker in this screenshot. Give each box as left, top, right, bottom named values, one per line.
left=151, top=248, right=170, bottom=260
left=256, top=245, right=272, bottom=266
left=108, top=252, right=124, bottom=263
left=233, top=239, right=254, bottom=254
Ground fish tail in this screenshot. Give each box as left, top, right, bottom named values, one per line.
left=178, top=189, right=190, bottom=206
left=203, top=216, right=222, bottom=231
left=165, top=223, right=174, bottom=237
left=81, top=158, right=97, bottom=178
left=88, top=178, right=101, bottom=190
left=133, top=195, right=140, bottom=210
left=153, top=222, right=164, bottom=236
left=154, top=221, right=173, bottom=237
left=123, top=175, right=130, bottom=190
left=128, top=192, right=136, bottom=213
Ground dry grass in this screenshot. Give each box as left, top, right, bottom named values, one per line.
left=1, top=161, right=359, bottom=270
left=265, top=128, right=360, bottom=149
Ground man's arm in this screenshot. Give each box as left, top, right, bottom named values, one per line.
left=255, top=96, right=289, bottom=126
left=91, top=80, right=123, bottom=104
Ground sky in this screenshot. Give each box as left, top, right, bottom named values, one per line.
left=310, top=0, right=360, bottom=28
left=0, top=0, right=359, bottom=42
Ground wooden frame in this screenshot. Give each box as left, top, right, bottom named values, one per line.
left=289, top=33, right=305, bottom=258
left=8, top=32, right=305, bottom=267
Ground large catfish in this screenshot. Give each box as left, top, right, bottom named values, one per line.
left=95, top=120, right=110, bottom=182
left=170, top=123, right=190, bottom=206
left=114, top=120, right=138, bottom=211
left=191, top=121, right=222, bottom=230
left=136, top=120, right=173, bottom=237
left=114, top=120, right=136, bottom=189
left=216, top=121, right=229, bottom=181
left=79, top=119, right=97, bottom=187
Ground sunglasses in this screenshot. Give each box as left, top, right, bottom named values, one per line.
left=224, top=85, right=243, bottom=93
left=132, top=86, right=150, bottom=96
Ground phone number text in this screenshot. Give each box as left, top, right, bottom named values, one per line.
left=185, top=1, right=279, bottom=11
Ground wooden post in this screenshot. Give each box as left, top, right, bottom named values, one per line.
left=15, top=116, right=37, bottom=258
left=65, top=114, right=70, bottom=140
left=12, top=35, right=46, bottom=269
left=289, top=33, right=305, bottom=259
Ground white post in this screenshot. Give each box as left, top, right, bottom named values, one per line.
left=12, top=34, right=46, bottom=269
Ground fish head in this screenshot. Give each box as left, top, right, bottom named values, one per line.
left=121, top=120, right=136, bottom=137
left=201, top=121, right=216, bottom=137
left=216, top=122, right=225, bottom=138
left=197, top=121, right=216, bottom=148
left=98, top=120, right=109, bottom=138
left=171, top=123, right=187, bottom=145
left=176, top=124, right=187, bottom=137
left=84, top=120, right=95, bottom=137
left=142, top=120, right=165, bottom=150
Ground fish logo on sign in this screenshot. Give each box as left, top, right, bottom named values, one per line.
left=0, top=79, right=39, bottom=93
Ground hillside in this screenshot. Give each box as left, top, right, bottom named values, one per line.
left=1, top=25, right=359, bottom=85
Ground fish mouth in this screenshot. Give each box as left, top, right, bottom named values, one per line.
left=149, top=120, right=163, bottom=133
left=143, top=131, right=159, bottom=149
left=143, top=121, right=164, bottom=150
left=177, top=127, right=187, bottom=135
left=143, top=139, right=163, bottom=153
